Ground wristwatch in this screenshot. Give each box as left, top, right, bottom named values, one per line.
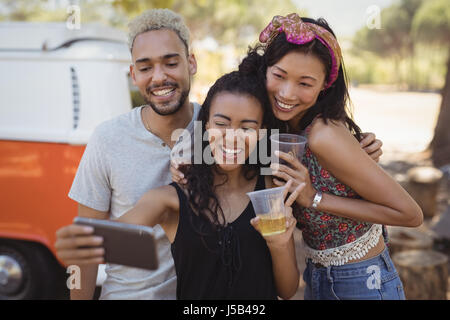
left=311, top=190, right=323, bottom=209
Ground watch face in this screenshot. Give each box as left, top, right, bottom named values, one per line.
left=312, top=191, right=322, bottom=208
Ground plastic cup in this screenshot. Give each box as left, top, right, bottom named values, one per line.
left=270, top=133, right=307, bottom=166
left=247, top=186, right=286, bottom=236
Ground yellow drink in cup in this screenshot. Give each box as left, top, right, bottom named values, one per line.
left=247, top=186, right=287, bottom=236
left=257, top=214, right=286, bottom=236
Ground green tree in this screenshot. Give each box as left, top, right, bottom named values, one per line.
left=0, top=0, right=129, bottom=26
left=353, top=0, right=423, bottom=88
left=111, top=0, right=300, bottom=50
left=0, top=0, right=65, bottom=21
left=412, top=0, right=450, bottom=167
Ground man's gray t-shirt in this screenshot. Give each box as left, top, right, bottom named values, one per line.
left=68, top=103, right=200, bottom=300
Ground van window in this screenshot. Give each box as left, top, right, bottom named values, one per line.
left=0, top=60, right=73, bottom=141
left=127, top=72, right=145, bottom=108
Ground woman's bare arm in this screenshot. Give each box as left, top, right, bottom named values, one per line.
left=116, top=185, right=180, bottom=240
left=306, top=120, right=423, bottom=227
left=251, top=180, right=301, bottom=299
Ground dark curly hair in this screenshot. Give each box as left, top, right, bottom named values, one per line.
left=238, top=16, right=362, bottom=140
left=181, top=71, right=283, bottom=239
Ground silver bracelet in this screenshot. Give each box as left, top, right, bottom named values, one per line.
left=311, top=190, right=323, bottom=209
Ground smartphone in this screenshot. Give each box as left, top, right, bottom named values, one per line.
left=73, top=217, right=158, bottom=270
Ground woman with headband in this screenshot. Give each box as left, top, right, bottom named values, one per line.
left=236, top=13, right=423, bottom=300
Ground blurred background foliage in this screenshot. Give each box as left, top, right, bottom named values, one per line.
left=0, top=0, right=447, bottom=91
left=1, top=0, right=447, bottom=91
left=352, top=0, right=449, bottom=91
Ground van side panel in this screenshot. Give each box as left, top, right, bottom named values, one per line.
left=0, top=140, right=85, bottom=264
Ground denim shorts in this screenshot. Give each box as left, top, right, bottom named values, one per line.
left=303, top=247, right=406, bottom=300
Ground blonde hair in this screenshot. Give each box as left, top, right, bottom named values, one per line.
left=128, top=9, right=190, bottom=52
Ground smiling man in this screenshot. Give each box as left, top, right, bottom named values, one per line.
left=54, top=9, right=200, bottom=300
left=132, top=30, right=195, bottom=117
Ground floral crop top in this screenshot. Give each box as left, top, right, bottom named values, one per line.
left=295, top=119, right=388, bottom=253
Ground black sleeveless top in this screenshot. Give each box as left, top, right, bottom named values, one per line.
left=169, top=175, right=278, bottom=300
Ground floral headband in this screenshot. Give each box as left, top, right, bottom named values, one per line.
left=259, top=13, right=342, bottom=89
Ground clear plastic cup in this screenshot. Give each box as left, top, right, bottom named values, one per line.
left=270, top=133, right=307, bottom=166
left=247, top=186, right=286, bottom=236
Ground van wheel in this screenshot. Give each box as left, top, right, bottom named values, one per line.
left=0, top=240, right=69, bottom=300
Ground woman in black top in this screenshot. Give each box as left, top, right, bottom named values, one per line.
left=116, top=71, right=302, bottom=299
left=171, top=173, right=273, bottom=299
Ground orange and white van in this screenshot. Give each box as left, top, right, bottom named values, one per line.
left=0, top=22, right=138, bottom=299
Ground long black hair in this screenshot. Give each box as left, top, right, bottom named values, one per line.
left=239, top=16, right=362, bottom=140
left=182, top=71, right=282, bottom=237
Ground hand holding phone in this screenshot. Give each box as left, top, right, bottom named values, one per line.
left=73, top=217, right=158, bottom=270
